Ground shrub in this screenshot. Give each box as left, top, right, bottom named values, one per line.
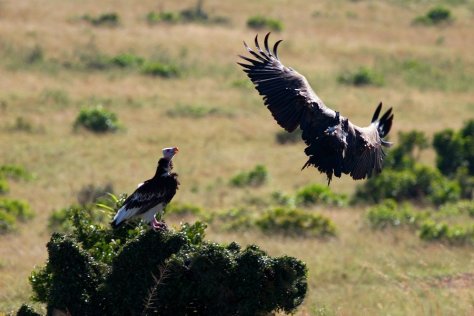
left=384, top=130, right=429, bottom=170
left=0, top=209, right=16, bottom=233
left=338, top=67, right=384, bottom=87
left=433, top=119, right=474, bottom=177
left=366, top=199, right=425, bottom=229
left=110, top=53, right=145, bottom=68
left=247, top=15, right=284, bottom=31
left=0, top=176, right=9, bottom=194
left=230, top=165, right=268, bottom=187
left=141, top=61, right=179, bottom=78
left=208, top=208, right=254, bottom=231
left=0, top=198, right=33, bottom=221
left=355, top=165, right=460, bottom=205
left=413, top=6, right=452, bottom=25
left=255, top=207, right=336, bottom=237
left=0, top=198, right=33, bottom=233
left=26, top=208, right=308, bottom=315
left=276, top=129, right=302, bottom=145
left=74, top=106, right=121, bottom=133
left=295, top=184, right=347, bottom=207
left=146, top=11, right=180, bottom=24
left=0, top=164, right=32, bottom=180
left=83, top=12, right=120, bottom=27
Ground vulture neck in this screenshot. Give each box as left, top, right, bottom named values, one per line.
left=154, top=158, right=173, bottom=178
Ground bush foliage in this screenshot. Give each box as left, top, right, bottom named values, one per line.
left=355, top=126, right=473, bottom=205
left=230, top=164, right=268, bottom=187
left=367, top=199, right=474, bottom=245
left=295, top=184, right=347, bottom=207
left=0, top=198, right=33, bottom=234
left=256, top=207, right=336, bottom=237
left=74, top=106, right=121, bottom=133
left=413, top=6, right=452, bottom=25
left=82, top=12, right=120, bottom=27
left=247, top=15, right=284, bottom=31
left=25, top=207, right=308, bottom=315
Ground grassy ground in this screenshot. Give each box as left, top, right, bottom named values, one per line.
left=1, top=0, right=473, bottom=314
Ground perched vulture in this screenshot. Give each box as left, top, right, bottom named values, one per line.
left=111, top=147, right=180, bottom=230
left=238, top=33, right=394, bottom=184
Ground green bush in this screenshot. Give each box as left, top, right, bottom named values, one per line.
left=276, top=129, right=302, bottom=145
left=338, top=67, right=384, bottom=87
left=247, top=15, right=284, bottom=31
left=26, top=208, right=308, bottom=315
left=355, top=165, right=460, bottom=205
left=433, top=119, right=474, bottom=177
left=0, top=209, right=16, bottom=233
left=74, top=106, right=121, bottom=133
left=230, top=165, right=268, bottom=187
left=110, top=53, right=145, bottom=68
left=146, top=11, right=180, bottom=24
left=83, top=12, right=120, bottom=27
left=141, top=61, right=179, bottom=78
left=366, top=199, right=426, bottom=229
left=413, top=6, right=452, bottom=25
left=0, top=198, right=33, bottom=233
left=418, top=220, right=474, bottom=245
left=0, top=164, right=32, bottom=180
left=295, top=184, right=347, bottom=207
left=0, top=176, right=8, bottom=194
left=256, top=207, right=336, bottom=237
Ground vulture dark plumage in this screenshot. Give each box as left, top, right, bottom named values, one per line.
left=111, top=147, right=180, bottom=230
left=238, top=33, right=394, bottom=184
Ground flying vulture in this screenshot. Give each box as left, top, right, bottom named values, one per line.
left=111, top=147, right=180, bottom=230
left=238, top=33, right=394, bottom=184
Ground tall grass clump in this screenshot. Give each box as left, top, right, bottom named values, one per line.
left=73, top=106, right=121, bottom=133
left=247, top=15, right=284, bottom=31
left=230, top=165, right=268, bottom=187
left=338, top=67, right=384, bottom=87
left=413, top=6, right=453, bottom=25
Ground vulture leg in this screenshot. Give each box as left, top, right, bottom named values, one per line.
left=152, top=218, right=168, bottom=231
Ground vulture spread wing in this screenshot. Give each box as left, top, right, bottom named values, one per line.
left=238, top=33, right=394, bottom=183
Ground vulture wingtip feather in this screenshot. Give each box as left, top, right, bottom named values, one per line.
left=371, top=102, right=383, bottom=123
left=273, top=39, right=283, bottom=59
left=264, top=32, right=272, bottom=56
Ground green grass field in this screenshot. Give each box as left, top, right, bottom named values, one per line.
left=1, top=0, right=474, bottom=314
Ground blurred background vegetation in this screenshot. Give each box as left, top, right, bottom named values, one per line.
left=1, top=0, right=473, bottom=314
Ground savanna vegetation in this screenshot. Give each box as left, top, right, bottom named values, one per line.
left=1, top=0, right=474, bottom=314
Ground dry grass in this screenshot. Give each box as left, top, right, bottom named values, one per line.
left=1, top=0, right=474, bottom=314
